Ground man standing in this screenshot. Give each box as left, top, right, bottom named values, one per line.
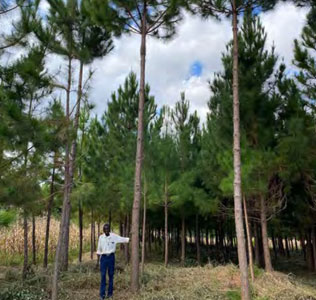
left=97, top=223, right=129, bottom=299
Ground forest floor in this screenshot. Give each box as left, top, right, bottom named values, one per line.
left=1, top=252, right=316, bottom=300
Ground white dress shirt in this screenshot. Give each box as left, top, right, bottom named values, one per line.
left=97, top=232, right=129, bottom=255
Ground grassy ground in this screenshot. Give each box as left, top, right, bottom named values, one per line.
left=1, top=253, right=316, bottom=300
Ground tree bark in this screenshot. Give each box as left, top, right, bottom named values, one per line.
left=243, top=196, right=254, bottom=282
left=91, top=209, right=94, bottom=260
left=164, top=178, right=169, bottom=267
left=44, top=157, right=56, bottom=268
left=79, top=200, right=83, bottom=263
left=23, top=213, right=28, bottom=280
left=196, top=214, right=201, bottom=265
left=181, top=214, right=185, bottom=265
left=141, top=177, right=147, bottom=274
left=231, top=5, right=250, bottom=299
left=285, top=237, right=290, bottom=258
left=32, top=215, right=36, bottom=265
left=306, top=230, right=314, bottom=271
left=260, top=195, right=273, bottom=272
left=130, top=5, right=147, bottom=292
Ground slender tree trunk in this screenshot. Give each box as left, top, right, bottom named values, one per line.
left=196, top=214, right=201, bottom=265
left=295, top=237, right=298, bottom=252
left=52, top=56, right=73, bottom=300
left=285, top=237, right=290, bottom=258
left=254, top=223, right=260, bottom=266
left=278, top=236, right=285, bottom=256
left=124, top=214, right=130, bottom=264
left=260, top=195, right=273, bottom=272
left=44, top=158, right=56, bottom=268
left=164, top=178, right=169, bottom=267
left=181, top=214, right=185, bottom=265
left=231, top=5, right=250, bottom=299
left=130, top=8, right=147, bottom=292
left=141, top=177, right=147, bottom=274
left=306, top=230, right=314, bottom=271
left=32, top=215, right=36, bottom=265
left=78, top=200, right=83, bottom=263
left=23, top=213, right=28, bottom=280
left=243, top=196, right=254, bottom=282
left=271, top=231, right=278, bottom=261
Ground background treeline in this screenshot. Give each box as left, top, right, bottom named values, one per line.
left=1, top=0, right=316, bottom=299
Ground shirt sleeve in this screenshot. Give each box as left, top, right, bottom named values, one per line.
left=113, top=233, right=129, bottom=244
left=96, top=235, right=102, bottom=255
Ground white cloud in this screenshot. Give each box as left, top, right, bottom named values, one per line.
left=88, top=3, right=308, bottom=124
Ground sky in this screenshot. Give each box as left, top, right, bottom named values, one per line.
left=1, top=1, right=310, bottom=123
left=85, top=2, right=309, bottom=123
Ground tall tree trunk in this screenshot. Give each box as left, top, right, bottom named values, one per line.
left=130, top=7, right=147, bottom=292
left=164, top=178, right=168, bottom=267
left=141, top=177, right=147, bottom=274
left=181, top=214, right=185, bottom=265
left=254, top=223, right=260, bottom=266
left=271, top=231, right=278, bottom=261
left=79, top=200, right=83, bottom=263
left=243, top=196, right=254, bottom=282
left=260, top=195, right=273, bottom=272
left=124, top=214, right=130, bottom=264
left=32, top=215, right=36, bottom=265
left=23, top=213, right=28, bottom=280
left=306, top=230, right=314, bottom=271
left=231, top=5, right=250, bottom=298
left=52, top=56, right=77, bottom=300
left=196, top=214, right=201, bottom=265
left=44, top=157, right=56, bottom=268
left=285, top=237, right=290, bottom=258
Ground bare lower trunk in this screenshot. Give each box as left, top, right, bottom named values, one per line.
left=260, top=195, right=273, bottom=272
left=164, top=177, right=169, bottom=267
left=285, top=237, right=290, bottom=258
left=306, top=230, right=314, bottom=271
left=243, top=196, right=254, bottom=282
left=91, top=209, right=94, bottom=260
left=232, top=6, right=250, bottom=299
left=124, top=214, right=130, bottom=264
left=32, top=215, right=36, bottom=265
left=130, top=10, right=147, bottom=292
left=181, top=214, right=185, bottom=265
left=79, top=201, right=83, bottom=263
left=51, top=56, right=74, bottom=300
left=23, top=213, right=28, bottom=280
left=141, top=180, right=147, bottom=274
left=196, top=214, right=201, bottom=265
left=44, top=161, right=56, bottom=268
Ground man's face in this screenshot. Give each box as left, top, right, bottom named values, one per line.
left=103, top=224, right=110, bottom=236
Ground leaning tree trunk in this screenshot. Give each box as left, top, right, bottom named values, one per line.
left=243, top=196, right=254, bottom=282
left=130, top=8, right=147, bottom=292
left=231, top=5, right=250, bottom=299
left=32, top=215, right=36, bottom=265
left=141, top=177, right=147, bottom=274
left=260, top=194, right=273, bottom=272
left=44, top=158, right=56, bottom=268
left=164, top=178, right=169, bottom=267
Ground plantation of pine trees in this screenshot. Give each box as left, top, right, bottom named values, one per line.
left=1, top=0, right=316, bottom=299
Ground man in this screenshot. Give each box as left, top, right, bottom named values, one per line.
left=97, top=223, right=129, bottom=299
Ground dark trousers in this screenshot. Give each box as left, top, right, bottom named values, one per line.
left=100, top=253, right=115, bottom=299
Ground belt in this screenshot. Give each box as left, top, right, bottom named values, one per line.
left=101, top=253, right=114, bottom=256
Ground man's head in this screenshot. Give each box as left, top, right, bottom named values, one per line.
left=103, top=223, right=110, bottom=236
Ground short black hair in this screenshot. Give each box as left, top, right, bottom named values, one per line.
left=103, top=223, right=110, bottom=228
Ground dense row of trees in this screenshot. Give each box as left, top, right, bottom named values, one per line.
left=1, top=0, right=316, bottom=299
